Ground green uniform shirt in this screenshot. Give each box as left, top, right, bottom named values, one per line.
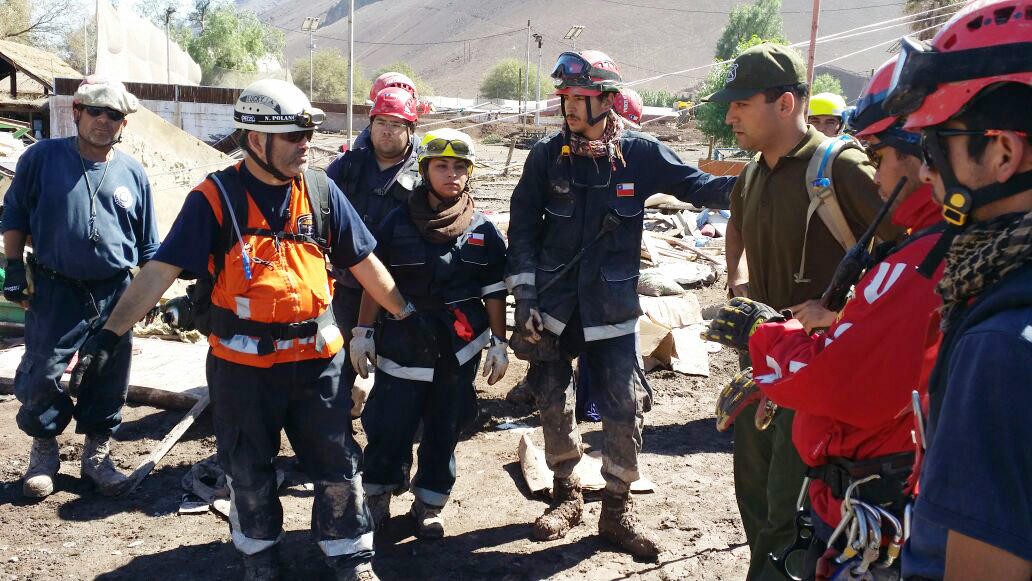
left=729, top=126, right=902, bottom=310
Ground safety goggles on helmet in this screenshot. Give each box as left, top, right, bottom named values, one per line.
left=423, top=138, right=471, bottom=158
left=551, top=51, right=620, bottom=90
left=884, top=36, right=1032, bottom=116
left=234, top=108, right=326, bottom=129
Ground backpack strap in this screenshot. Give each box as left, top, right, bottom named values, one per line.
left=207, top=167, right=251, bottom=281
left=303, top=167, right=332, bottom=247
left=796, top=135, right=861, bottom=283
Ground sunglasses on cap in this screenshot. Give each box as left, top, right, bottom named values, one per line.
left=920, top=128, right=1029, bottom=171
left=884, top=36, right=1032, bottom=116
left=423, top=138, right=471, bottom=157
left=80, top=105, right=125, bottom=122
left=280, top=129, right=315, bottom=143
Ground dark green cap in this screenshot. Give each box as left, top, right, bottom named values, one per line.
left=704, top=43, right=808, bottom=103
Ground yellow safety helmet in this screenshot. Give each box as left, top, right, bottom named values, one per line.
left=808, top=92, right=847, bottom=117
left=418, top=128, right=476, bottom=176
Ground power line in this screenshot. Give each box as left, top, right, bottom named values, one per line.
left=596, top=0, right=907, bottom=14
left=264, top=20, right=525, bottom=46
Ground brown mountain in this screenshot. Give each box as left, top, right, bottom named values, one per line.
left=241, top=0, right=915, bottom=97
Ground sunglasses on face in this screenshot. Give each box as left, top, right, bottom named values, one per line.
left=81, top=106, right=125, bottom=122
left=865, top=141, right=890, bottom=170
left=279, top=130, right=315, bottom=143
left=423, top=138, right=471, bottom=157
left=920, top=129, right=1029, bottom=170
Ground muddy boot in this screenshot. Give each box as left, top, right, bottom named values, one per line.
left=80, top=434, right=130, bottom=496
left=409, top=498, right=445, bottom=539
left=598, top=489, right=662, bottom=560
left=327, top=558, right=379, bottom=581
left=22, top=437, right=60, bottom=499
left=242, top=548, right=280, bottom=581
left=531, top=476, right=583, bottom=541
left=365, top=492, right=391, bottom=531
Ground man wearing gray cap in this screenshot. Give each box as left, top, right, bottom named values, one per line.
left=2, top=76, right=159, bottom=499
left=703, top=44, right=898, bottom=579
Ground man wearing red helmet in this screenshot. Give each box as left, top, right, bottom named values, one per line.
left=880, top=1, right=1032, bottom=578
left=353, top=72, right=419, bottom=150
left=704, top=54, right=946, bottom=579
left=326, top=87, right=422, bottom=406
left=506, top=49, right=735, bottom=559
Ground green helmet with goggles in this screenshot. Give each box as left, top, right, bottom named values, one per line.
left=418, top=128, right=476, bottom=176
left=234, top=79, right=325, bottom=134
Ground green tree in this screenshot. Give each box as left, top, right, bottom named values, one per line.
left=714, top=0, right=786, bottom=61
left=1, top=0, right=74, bottom=44
left=183, top=5, right=284, bottom=85
left=479, top=58, right=551, bottom=100
left=372, top=61, right=434, bottom=97
left=811, top=73, right=843, bottom=97
left=904, top=0, right=964, bottom=40
left=640, top=89, right=676, bottom=108
left=291, top=49, right=369, bottom=103
left=696, top=36, right=789, bottom=149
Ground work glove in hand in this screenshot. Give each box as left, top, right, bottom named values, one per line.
left=482, top=336, right=510, bottom=385
left=3, top=259, right=29, bottom=304
left=715, top=368, right=765, bottom=432
left=515, top=298, right=544, bottom=344
left=69, top=329, right=122, bottom=397
left=349, top=326, right=376, bottom=379
left=702, top=297, right=787, bottom=351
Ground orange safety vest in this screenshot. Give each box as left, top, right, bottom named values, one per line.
left=195, top=163, right=343, bottom=368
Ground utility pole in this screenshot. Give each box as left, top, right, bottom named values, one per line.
left=523, top=20, right=531, bottom=126
left=806, top=0, right=822, bottom=86
left=347, top=0, right=355, bottom=146
left=301, top=17, right=321, bottom=101
left=164, top=6, right=176, bottom=84
left=533, top=33, right=543, bottom=125
left=563, top=25, right=585, bottom=51
left=83, top=17, right=89, bottom=75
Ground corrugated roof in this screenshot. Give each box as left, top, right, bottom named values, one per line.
left=0, top=39, right=82, bottom=93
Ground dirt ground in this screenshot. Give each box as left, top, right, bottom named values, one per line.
left=0, top=127, right=749, bottom=580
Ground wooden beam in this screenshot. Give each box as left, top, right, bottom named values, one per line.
left=124, top=394, right=210, bottom=495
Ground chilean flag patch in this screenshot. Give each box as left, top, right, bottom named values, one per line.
left=467, top=232, right=486, bottom=246
left=616, top=182, right=635, bottom=197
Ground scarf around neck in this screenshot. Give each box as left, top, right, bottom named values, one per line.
left=407, top=185, right=475, bottom=244
left=564, top=111, right=627, bottom=168
left=937, top=209, right=1032, bottom=329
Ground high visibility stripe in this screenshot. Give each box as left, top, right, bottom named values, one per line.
left=583, top=318, right=637, bottom=342
left=505, top=272, right=535, bottom=290
left=318, top=532, right=374, bottom=557
left=413, top=486, right=449, bottom=507
left=376, top=356, right=434, bottom=382
left=456, top=329, right=491, bottom=366
left=480, top=281, right=506, bottom=296
left=235, top=297, right=251, bottom=319
left=226, top=475, right=283, bottom=555
left=541, top=312, right=566, bottom=336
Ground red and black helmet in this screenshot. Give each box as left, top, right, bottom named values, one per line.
left=370, top=87, right=418, bottom=123
left=552, top=50, right=623, bottom=97
left=848, top=55, right=922, bottom=157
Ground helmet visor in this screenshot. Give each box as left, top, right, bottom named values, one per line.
left=295, top=109, right=326, bottom=128
left=551, top=51, right=620, bottom=90
left=423, top=138, right=471, bottom=158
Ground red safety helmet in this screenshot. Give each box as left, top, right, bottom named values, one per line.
left=368, top=71, right=418, bottom=102
left=850, top=56, right=899, bottom=138
left=613, top=88, right=643, bottom=126
left=370, top=87, right=418, bottom=123
left=883, top=0, right=1032, bottom=130
left=552, top=50, right=623, bottom=97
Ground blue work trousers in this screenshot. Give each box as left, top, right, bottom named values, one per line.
left=361, top=353, right=480, bottom=507
left=15, top=272, right=131, bottom=438
left=207, top=349, right=373, bottom=562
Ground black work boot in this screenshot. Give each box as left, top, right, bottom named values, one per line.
left=242, top=547, right=281, bottom=581
left=326, top=558, right=379, bottom=581
left=531, top=475, right=583, bottom=541
left=598, top=489, right=662, bottom=560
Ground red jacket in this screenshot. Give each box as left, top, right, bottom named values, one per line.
left=748, top=185, right=943, bottom=528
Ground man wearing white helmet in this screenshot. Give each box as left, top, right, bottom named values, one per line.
left=2, top=75, right=158, bottom=500
left=71, top=79, right=417, bottom=580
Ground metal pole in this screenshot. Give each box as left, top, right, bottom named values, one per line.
left=534, top=34, right=543, bottom=125
left=165, top=7, right=175, bottom=84
left=347, top=0, right=355, bottom=145
left=84, top=17, right=89, bottom=74
left=523, top=20, right=531, bottom=126
left=309, top=29, right=314, bottom=100
left=806, top=0, right=822, bottom=86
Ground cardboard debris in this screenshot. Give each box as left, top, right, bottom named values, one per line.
left=518, top=432, right=655, bottom=496
left=640, top=294, right=703, bottom=329
left=669, top=325, right=712, bottom=377
left=637, top=270, right=684, bottom=297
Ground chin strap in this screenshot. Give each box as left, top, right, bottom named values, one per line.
left=559, top=95, right=611, bottom=133
left=238, top=131, right=291, bottom=182
left=916, top=133, right=1032, bottom=277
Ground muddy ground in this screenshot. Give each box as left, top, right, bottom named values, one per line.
left=0, top=126, right=748, bottom=580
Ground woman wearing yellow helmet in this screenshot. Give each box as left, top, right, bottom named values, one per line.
left=349, top=128, right=509, bottom=540
left=808, top=92, right=848, bottom=137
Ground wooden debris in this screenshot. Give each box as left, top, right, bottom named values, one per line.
left=125, top=394, right=209, bottom=494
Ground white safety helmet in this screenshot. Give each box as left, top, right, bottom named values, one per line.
left=234, top=79, right=326, bottom=133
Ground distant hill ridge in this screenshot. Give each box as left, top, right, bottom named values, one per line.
left=240, top=0, right=906, bottom=97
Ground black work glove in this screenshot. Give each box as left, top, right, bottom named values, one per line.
left=69, top=329, right=122, bottom=397
left=701, top=297, right=788, bottom=351
left=3, top=259, right=29, bottom=304
left=160, top=294, right=195, bottom=330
